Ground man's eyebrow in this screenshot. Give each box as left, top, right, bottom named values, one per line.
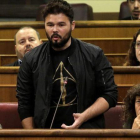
left=46, top=22, right=66, bottom=24
left=18, top=39, right=25, bottom=42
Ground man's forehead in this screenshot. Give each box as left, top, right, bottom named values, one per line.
left=16, top=28, right=37, bottom=38
left=17, top=28, right=35, bottom=34
left=45, top=13, right=69, bottom=22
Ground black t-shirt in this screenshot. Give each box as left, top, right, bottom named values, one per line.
left=45, top=43, right=77, bottom=128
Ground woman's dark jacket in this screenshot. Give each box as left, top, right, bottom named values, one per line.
left=16, top=38, right=118, bottom=128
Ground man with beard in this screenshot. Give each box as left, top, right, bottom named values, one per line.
left=16, top=0, right=118, bottom=129
left=7, top=26, right=42, bottom=66
left=124, top=0, right=140, bottom=20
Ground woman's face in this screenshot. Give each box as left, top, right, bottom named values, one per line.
left=135, top=96, right=140, bottom=116
left=135, top=34, right=140, bottom=62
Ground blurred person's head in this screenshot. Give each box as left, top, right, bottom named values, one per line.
left=127, top=0, right=140, bottom=19
left=15, top=26, right=42, bottom=60
left=123, top=84, right=140, bottom=128
left=124, top=29, right=140, bottom=66
left=42, top=0, right=75, bottom=51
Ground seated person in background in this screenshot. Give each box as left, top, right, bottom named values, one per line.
left=7, top=26, right=42, bottom=66
left=124, top=29, right=140, bottom=66
left=123, top=84, right=140, bottom=129
left=124, top=0, right=140, bottom=20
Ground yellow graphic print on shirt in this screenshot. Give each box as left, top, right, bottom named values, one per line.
left=52, top=61, right=77, bottom=107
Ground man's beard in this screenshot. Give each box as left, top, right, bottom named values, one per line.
left=46, top=30, right=71, bottom=49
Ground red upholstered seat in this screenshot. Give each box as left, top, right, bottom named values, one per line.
left=36, top=3, right=94, bottom=21
left=0, top=103, right=22, bottom=129
left=104, top=105, right=124, bottom=129
left=0, top=103, right=123, bottom=129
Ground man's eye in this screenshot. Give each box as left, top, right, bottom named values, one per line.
left=19, top=41, right=25, bottom=44
left=47, top=24, right=53, bottom=26
left=29, top=38, right=35, bottom=41
left=136, top=43, right=140, bottom=46
left=136, top=100, right=140, bottom=103
left=59, top=24, right=64, bottom=26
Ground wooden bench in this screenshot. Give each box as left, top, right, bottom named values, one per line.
left=0, top=54, right=127, bottom=66
left=0, top=21, right=140, bottom=39
left=0, top=38, right=131, bottom=54
left=0, top=66, right=138, bottom=103
left=1, top=129, right=140, bottom=140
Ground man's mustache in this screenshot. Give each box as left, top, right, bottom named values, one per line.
left=51, top=33, right=62, bottom=39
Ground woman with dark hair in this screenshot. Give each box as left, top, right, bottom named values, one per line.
left=124, top=29, right=140, bottom=66
left=123, top=84, right=140, bottom=129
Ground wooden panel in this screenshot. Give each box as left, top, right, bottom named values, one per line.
left=106, top=53, right=126, bottom=66
left=81, top=38, right=131, bottom=53
left=0, top=84, right=131, bottom=103
left=0, top=129, right=140, bottom=140
left=0, top=54, right=127, bottom=66
left=0, top=55, right=17, bottom=66
left=0, top=67, right=139, bottom=103
left=0, top=38, right=132, bottom=54
left=0, top=21, right=140, bottom=39
left=0, top=85, right=17, bottom=102
left=117, top=84, right=133, bottom=102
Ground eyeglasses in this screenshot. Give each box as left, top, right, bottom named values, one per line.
left=129, top=0, right=140, bottom=3
left=135, top=41, right=140, bottom=49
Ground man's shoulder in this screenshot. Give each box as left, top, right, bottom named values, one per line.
left=74, top=38, right=103, bottom=59
left=75, top=38, right=101, bottom=52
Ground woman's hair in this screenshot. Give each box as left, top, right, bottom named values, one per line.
left=42, top=0, right=74, bottom=23
left=124, top=29, right=140, bottom=66
left=123, top=84, right=140, bottom=128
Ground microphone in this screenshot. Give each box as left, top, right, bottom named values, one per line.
left=50, top=77, right=68, bottom=129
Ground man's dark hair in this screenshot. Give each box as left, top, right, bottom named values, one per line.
left=43, top=0, right=74, bottom=23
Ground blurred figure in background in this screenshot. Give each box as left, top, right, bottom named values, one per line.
left=124, top=29, right=140, bottom=66
left=124, top=0, right=140, bottom=20
left=7, top=26, right=42, bottom=66
left=123, top=84, right=140, bottom=129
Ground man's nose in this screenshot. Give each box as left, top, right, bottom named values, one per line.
left=25, top=40, right=31, bottom=48
left=134, top=1, right=139, bottom=8
left=53, top=25, right=58, bottom=32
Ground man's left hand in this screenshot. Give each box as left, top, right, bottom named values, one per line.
left=61, top=113, right=84, bottom=129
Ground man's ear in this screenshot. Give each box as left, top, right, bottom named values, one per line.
left=71, top=21, right=75, bottom=31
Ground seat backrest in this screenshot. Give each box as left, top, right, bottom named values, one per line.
left=104, top=105, right=124, bottom=129
left=119, top=1, right=131, bottom=20
left=0, top=103, right=22, bottom=129
left=36, top=3, right=94, bottom=21
left=0, top=103, right=123, bottom=129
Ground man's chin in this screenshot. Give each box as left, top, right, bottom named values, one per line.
left=52, top=43, right=64, bottom=49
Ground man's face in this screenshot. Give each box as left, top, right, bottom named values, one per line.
left=15, top=28, right=42, bottom=60
left=128, top=0, right=140, bottom=19
left=44, top=13, right=75, bottom=51
left=135, top=34, right=140, bottom=62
